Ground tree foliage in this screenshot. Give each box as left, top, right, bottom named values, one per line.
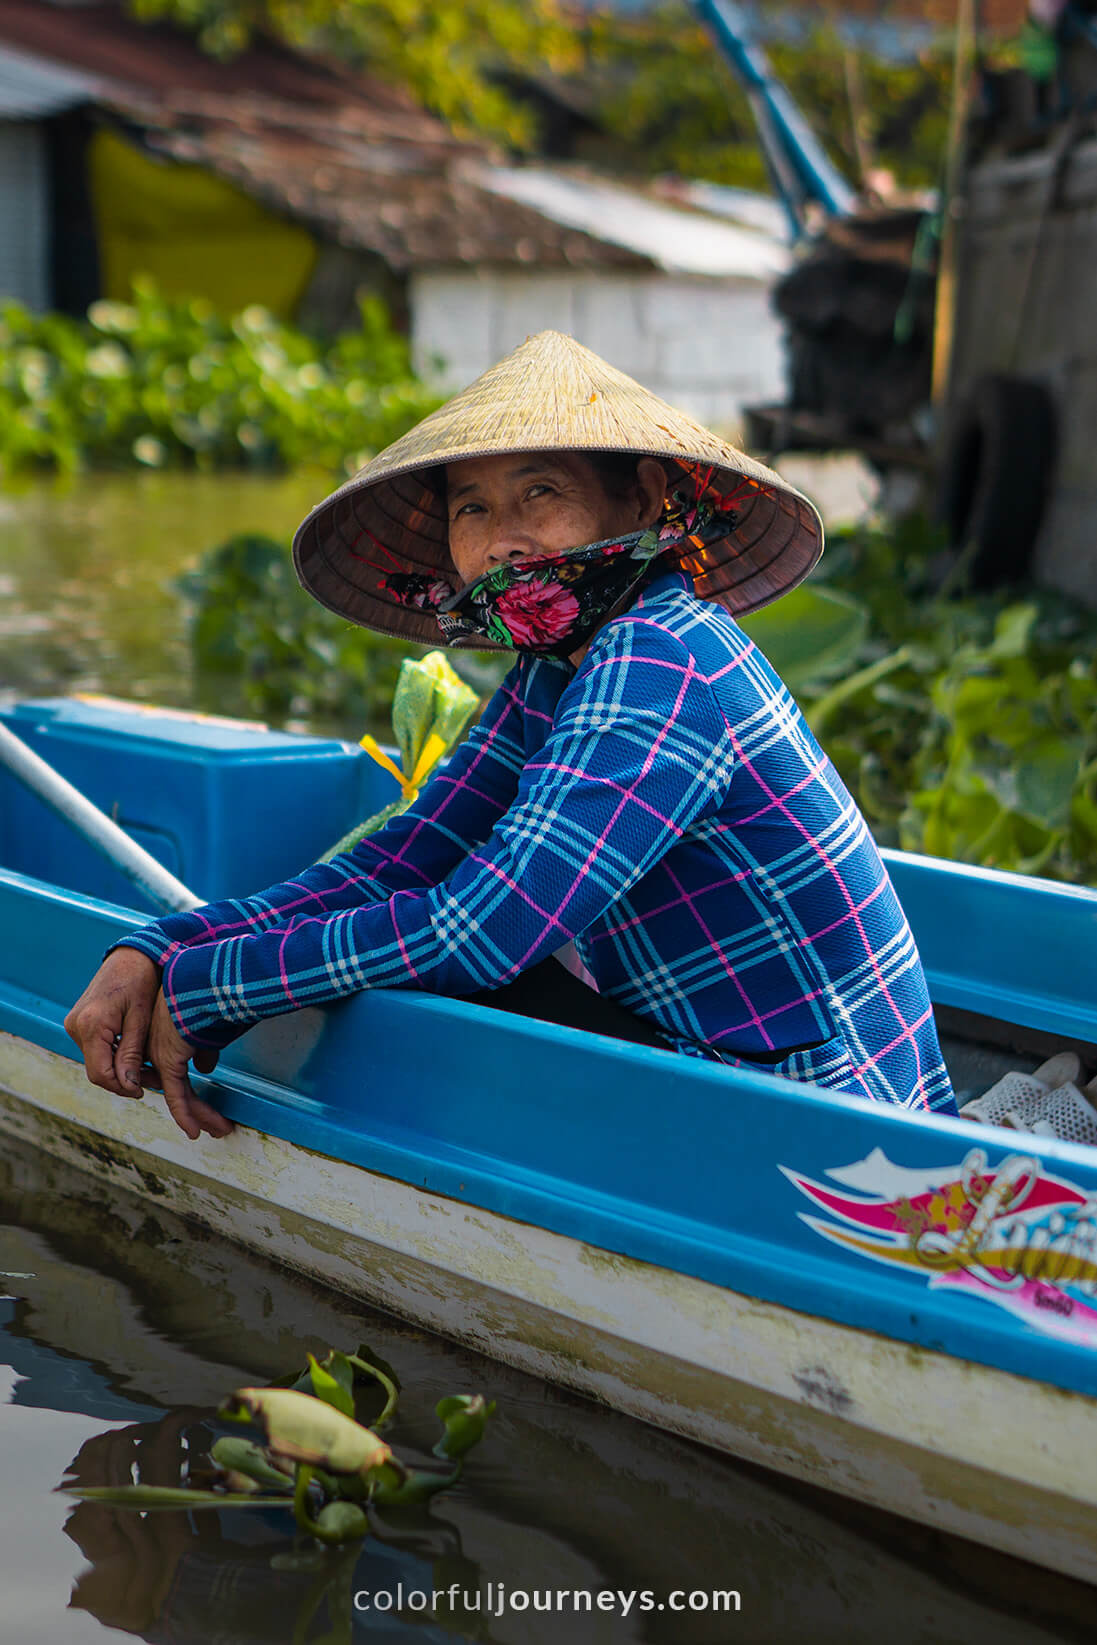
left=130, top=1, right=960, bottom=186
left=128, top=0, right=579, bottom=147
left=578, top=5, right=955, bottom=191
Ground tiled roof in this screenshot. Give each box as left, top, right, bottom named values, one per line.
left=0, top=0, right=650, bottom=272
left=0, top=0, right=442, bottom=127
left=142, top=116, right=649, bottom=271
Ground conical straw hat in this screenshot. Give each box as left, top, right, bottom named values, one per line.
left=293, top=331, right=823, bottom=647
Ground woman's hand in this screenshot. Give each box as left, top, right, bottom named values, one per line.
left=64, top=948, right=162, bottom=1099
left=145, top=993, right=232, bottom=1141
left=65, top=949, right=232, bottom=1141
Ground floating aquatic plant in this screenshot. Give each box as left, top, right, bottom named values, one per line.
left=62, top=1344, right=494, bottom=1548
left=0, top=282, right=440, bottom=478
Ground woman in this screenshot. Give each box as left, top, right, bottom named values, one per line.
left=65, top=332, right=957, bottom=1138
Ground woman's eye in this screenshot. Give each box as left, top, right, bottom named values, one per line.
left=526, top=484, right=553, bottom=500
left=453, top=501, right=484, bottom=518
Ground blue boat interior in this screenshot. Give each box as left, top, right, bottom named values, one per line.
left=0, top=696, right=392, bottom=912
left=3, top=695, right=1094, bottom=1097
left=4, top=697, right=1097, bottom=1398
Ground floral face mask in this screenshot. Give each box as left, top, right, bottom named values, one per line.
left=380, top=486, right=736, bottom=661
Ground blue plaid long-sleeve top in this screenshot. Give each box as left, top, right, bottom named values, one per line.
left=116, top=569, right=956, bottom=1114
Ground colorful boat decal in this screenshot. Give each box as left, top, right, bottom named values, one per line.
left=781, top=1146, right=1097, bottom=1346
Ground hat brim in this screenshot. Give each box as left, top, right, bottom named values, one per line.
left=292, top=331, right=824, bottom=648
left=294, top=450, right=823, bottom=649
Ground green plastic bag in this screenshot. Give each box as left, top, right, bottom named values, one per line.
left=321, top=652, right=478, bottom=860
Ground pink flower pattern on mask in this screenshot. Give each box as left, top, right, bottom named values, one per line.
left=388, top=481, right=740, bottom=659
left=494, top=579, right=580, bottom=647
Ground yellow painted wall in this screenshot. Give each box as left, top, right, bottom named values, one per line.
left=89, top=128, right=318, bottom=318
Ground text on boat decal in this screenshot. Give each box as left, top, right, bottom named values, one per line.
left=781, top=1148, right=1097, bottom=1345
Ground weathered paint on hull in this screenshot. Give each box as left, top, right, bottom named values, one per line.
left=2, top=1028, right=1096, bottom=1583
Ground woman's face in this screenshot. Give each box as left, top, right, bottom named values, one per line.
left=445, top=452, right=665, bottom=586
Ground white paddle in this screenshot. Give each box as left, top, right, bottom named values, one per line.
left=0, top=719, right=201, bottom=915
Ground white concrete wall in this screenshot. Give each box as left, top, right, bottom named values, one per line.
left=0, top=120, right=48, bottom=310
left=410, top=269, right=786, bottom=437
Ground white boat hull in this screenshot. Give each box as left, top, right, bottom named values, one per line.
left=3, top=1028, right=1096, bottom=1583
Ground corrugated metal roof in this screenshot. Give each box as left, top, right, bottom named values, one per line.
left=0, top=39, right=96, bottom=118
left=479, top=167, right=789, bottom=280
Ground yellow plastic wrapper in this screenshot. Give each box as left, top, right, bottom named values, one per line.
left=321, top=652, right=478, bottom=861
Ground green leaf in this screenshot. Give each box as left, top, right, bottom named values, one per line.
left=62, top=1485, right=292, bottom=1509
left=307, top=1352, right=355, bottom=1419
left=370, top=1461, right=461, bottom=1506
left=351, top=1344, right=401, bottom=1392
left=313, top=1501, right=370, bottom=1544
left=433, top=1394, right=494, bottom=1461
left=1071, top=788, right=1097, bottom=845
left=347, top=1345, right=401, bottom=1429
left=989, top=603, right=1038, bottom=660
left=741, top=585, right=868, bottom=691
left=210, top=1437, right=295, bottom=1491
left=219, top=1388, right=392, bottom=1476
left=805, top=647, right=911, bottom=736
left=1014, top=741, right=1083, bottom=829
left=291, top=1467, right=371, bottom=1546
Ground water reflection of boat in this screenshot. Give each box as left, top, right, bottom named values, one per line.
left=4, top=1137, right=1092, bottom=1645
left=3, top=696, right=1097, bottom=1584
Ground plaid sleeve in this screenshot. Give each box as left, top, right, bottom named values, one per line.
left=159, top=618, right=734, bottom=1047
left=109, top=665, right=528, bottom=972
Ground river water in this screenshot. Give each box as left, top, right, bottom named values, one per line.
left=1, top=1135, right=1094, bottom=1645
left=1, top=470, right=1094, bottom=1641
left=0, top=471, right=323, bottom=711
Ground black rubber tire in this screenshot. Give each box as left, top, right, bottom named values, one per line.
left=936, top=373, right=1057, bottom=588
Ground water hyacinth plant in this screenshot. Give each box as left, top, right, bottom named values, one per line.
left=63, top=1345, right=494, bottom=1548
left=757, top=517, right=1097, bottom=885
left=181, top=517, right=1097, bottom=883
left=0, top=281, right=441, bottom=478
left=179, top=531, right=411, bottom=738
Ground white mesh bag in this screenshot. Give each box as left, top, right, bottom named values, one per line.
left=961, top=1053, right=1097, bottom=1146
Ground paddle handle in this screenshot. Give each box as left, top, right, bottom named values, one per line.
left=0, top=719, right=202, bottom=915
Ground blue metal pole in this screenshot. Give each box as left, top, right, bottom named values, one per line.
left=692, top=0, right=857, bottom=231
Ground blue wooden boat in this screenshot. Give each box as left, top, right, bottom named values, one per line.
left=2, top=696, right=1097, bottom=1581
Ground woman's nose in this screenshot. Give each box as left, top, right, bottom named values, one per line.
left=486, top=533, right=534, bottom=565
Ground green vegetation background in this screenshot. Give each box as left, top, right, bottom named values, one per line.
left=4, top=286, right=1095, bottom=890
left=181, top=521, right=1097, bottom=889
left=6, top=5, right=1092, bottom=886
left=129, top=0, right=954, bottom=189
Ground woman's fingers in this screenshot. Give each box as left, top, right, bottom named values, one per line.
left=190, top=1092, right=234, bottom=1139
left=112, top=1010, right=153, bottom=1097
left=71, top=1015, right=133, bottom=1099
left=158, top=1070, right=204, bottom=1142
left=157, top=1059, right=233, bottom=1142
left=147, top=998, right=233, bottom=1141
left=65, top=951, right=162, bottom=1098
left=66, top=962, right=232, bottom=1141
